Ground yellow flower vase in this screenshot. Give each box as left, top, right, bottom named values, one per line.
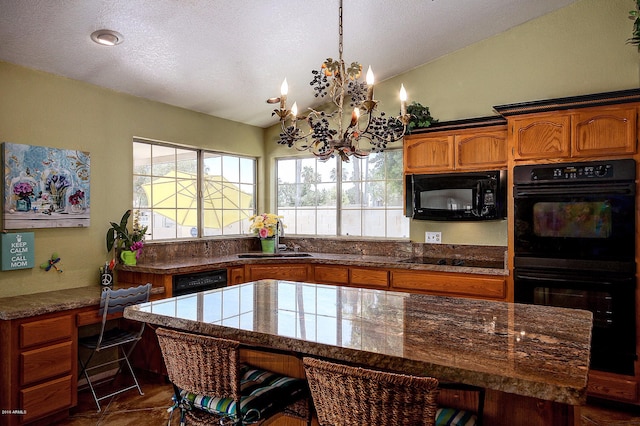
left=260, top=238, right=275, bottom=254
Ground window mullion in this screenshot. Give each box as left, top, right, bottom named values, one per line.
left=336, top=157, right=342, bottom=236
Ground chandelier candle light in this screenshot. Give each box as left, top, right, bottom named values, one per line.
left=268, top=0, right=411, bottom=162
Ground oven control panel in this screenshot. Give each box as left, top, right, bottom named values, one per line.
left=533, top=163, right=613, bottom=180
left=514, top=159, right=636, bottom=184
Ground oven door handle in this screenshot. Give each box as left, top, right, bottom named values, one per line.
left=516, top=273, right=634, bottom=287
left=515, top=182, right=634, bottom=197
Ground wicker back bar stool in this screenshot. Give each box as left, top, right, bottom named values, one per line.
left=303, top=357, right=481, bottom=426
left=156, top=327, right=310, bottom=426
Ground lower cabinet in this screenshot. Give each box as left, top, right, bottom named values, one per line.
left=390, top=269, right=507, bottom=300
left=588, top=370, right=639, bottom=403
left=244, top=263, right=311, bottom=282
left=0, top=312, right=77, bottom=426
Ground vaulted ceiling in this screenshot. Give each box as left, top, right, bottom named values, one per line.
left=0, top=0, right=578, bottom=128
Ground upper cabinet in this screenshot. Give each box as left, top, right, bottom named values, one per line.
left=495, top=89, right=640, bottom=162
left=403, top=116, right=507, bottom=174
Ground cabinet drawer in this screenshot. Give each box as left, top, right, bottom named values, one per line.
left=314, top=266, right=349, bottom=285
left=350, top=268, right=389, bottom=288
left=20, top=315, right=73, bottom=349
left=588, top=371, right=638, bottom=402
left=391, top=270, right=506, bottom=300
left=20, top=374, right=73, bottom=423
left=21, top=341, right=73, bottom=386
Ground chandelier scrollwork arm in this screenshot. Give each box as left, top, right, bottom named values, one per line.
left=268, top=0, right=411, bottom=162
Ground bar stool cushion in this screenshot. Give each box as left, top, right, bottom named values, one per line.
left=436, top=407, right=479, bottom=426
left=180, top=364, right=307, bottom=422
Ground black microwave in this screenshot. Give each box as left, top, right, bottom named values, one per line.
left=406, top=170, right=507, bottom=221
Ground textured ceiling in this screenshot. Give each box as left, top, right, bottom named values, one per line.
left=0, top=0, right=578, bottom=128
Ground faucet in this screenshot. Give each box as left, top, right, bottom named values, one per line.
left=275, top=219, right=284, bottom=253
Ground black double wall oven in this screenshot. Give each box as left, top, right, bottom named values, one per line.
left=513, top=159, right=637, bottom=375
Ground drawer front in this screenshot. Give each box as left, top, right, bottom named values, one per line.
left=20, top=374, right=73, bottom=423
left=391, top=270, right=506, bottom=300
left=21, top=341, right=73, bottom=386
left=350, top=268, right=389, bottom=288
left=20, top=315, right=73, bottom=349
left=314, top=266, right=349, bottom=285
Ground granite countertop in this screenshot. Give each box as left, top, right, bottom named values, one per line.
left=120, top=252, right=508, bottom=276
left=0, top=285, right=165, bottom=320
left=124, top=279, right=592, bottom=406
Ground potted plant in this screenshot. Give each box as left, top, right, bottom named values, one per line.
left=405, top=102, right=438, bottom=133
left=630, top=0, right=640, bottom=50
left=249, top=213, right=283, bottom=253
left=106, top=209, right=147, bottom=265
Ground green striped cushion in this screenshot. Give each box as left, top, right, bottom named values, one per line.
left=181, top=364, right=307, bottom=422
left=436, top=407, right=478, bottom=426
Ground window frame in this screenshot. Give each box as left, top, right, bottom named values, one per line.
left=275, top=149, right=409, bottom=239
left=133, top=138, right=257, bottom=241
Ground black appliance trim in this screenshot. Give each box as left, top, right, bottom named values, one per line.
left=173, top=269, right=227, bottom=296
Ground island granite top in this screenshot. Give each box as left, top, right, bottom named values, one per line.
left=124, top=279, right=592, bottom=406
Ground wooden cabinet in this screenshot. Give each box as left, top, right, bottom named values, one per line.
left=510, top=113, right=571, bottom=160
left=588, top=370, right=639, bottom=403
left=228, top=266, right=245, bottom=285
left=390, top=269, right=507, bottom=301
left=0, top=312, right=77, bottom=426
left=313, top=265, right=389, bottom=289
left=404, top=122, right=507, bottom=174
left=245, top=263, right=310, bottom=282
left=509, top=105, right=637, bottom=161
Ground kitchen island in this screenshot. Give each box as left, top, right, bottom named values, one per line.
left=124, top=279, right=592, bottom=426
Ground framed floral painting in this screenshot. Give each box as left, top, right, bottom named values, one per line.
left=2, top=142, right=90, bottom=229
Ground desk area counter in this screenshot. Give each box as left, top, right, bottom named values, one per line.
left=0, top=285, right=165, bottom=320
left=124, top=279, right=592, bottom=407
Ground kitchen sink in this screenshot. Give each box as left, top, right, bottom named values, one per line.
left=237, top=252, right=313, bottom=258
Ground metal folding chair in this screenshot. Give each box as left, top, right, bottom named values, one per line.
left=78, top=283, right=152, bottom=411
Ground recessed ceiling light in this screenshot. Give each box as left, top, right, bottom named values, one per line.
left=90, top=29, right=124, bottom=46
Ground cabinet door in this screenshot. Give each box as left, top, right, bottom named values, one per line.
left=511, top=114, right=571, bottom=160
left=228, top=266, right=246, bottom=285
left=246, top=264, right=309, bottom=282
left=350, top=268, right=389, bottom=289
left=572, top=106, right=637, bottom=157
left=403, top=134, right=454, bottom=173
left=455, top=130, right=507, bottom=170
left=314, top=265, right=349, bottom=285
left=390, top=269, right=506, bottom=300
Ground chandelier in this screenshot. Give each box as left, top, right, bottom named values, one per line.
left=268, top=0, right=410, bottom=162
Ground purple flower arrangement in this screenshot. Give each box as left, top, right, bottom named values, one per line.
left=13, top=182, right=34, bottom=198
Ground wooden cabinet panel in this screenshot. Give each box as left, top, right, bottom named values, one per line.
left=572, top=106, right=637, bottom=157
left=314, top=265, right=349, bottom=285
left=20, top=374, right=73, bottom=423
left=511, top=114, right=571, bottom=160
left=350, top=268, right=388, bottom=289
left=404, top=135, right=454, bottom=173
left=455, top=130, right=507, bottom=169
left=391, top=270, right=506, bottom=300
left=229, top=266, right=245, bottom=285
left=246, top=264, right=309, bottom=282
left=20, top=315, right=72, bottom=349
left=20, top=341, right=73, bottom=386
left=588, top=371, right=639, bottom=402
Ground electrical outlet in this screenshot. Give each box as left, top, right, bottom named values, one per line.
left=425, top=231, right=442, bottom=244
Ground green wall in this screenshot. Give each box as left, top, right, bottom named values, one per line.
left=0, top=62, right=264, bottom=297
left=265, top=0, right=639, bottom=246
left=0, top=0, right=637, bottom=297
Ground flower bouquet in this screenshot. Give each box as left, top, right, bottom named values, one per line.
left=249, top=213, right=283, bottom=253
left=106, top=210, right=148, bottom=263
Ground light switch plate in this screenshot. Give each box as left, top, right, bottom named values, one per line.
left=425, top=231, right=441, bottom=244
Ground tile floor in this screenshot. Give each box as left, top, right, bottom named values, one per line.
left=54, top=373, right=640, bottom=426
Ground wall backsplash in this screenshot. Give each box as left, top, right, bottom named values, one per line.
left=139, top=236, right=506, bottom=264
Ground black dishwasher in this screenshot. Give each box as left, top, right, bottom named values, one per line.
left=172, top=269, right=227, bottom=296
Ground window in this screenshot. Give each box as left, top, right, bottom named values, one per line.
left=133, top=140, right=256, bottom=240
left=276, top=150, right=409, bottom=238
